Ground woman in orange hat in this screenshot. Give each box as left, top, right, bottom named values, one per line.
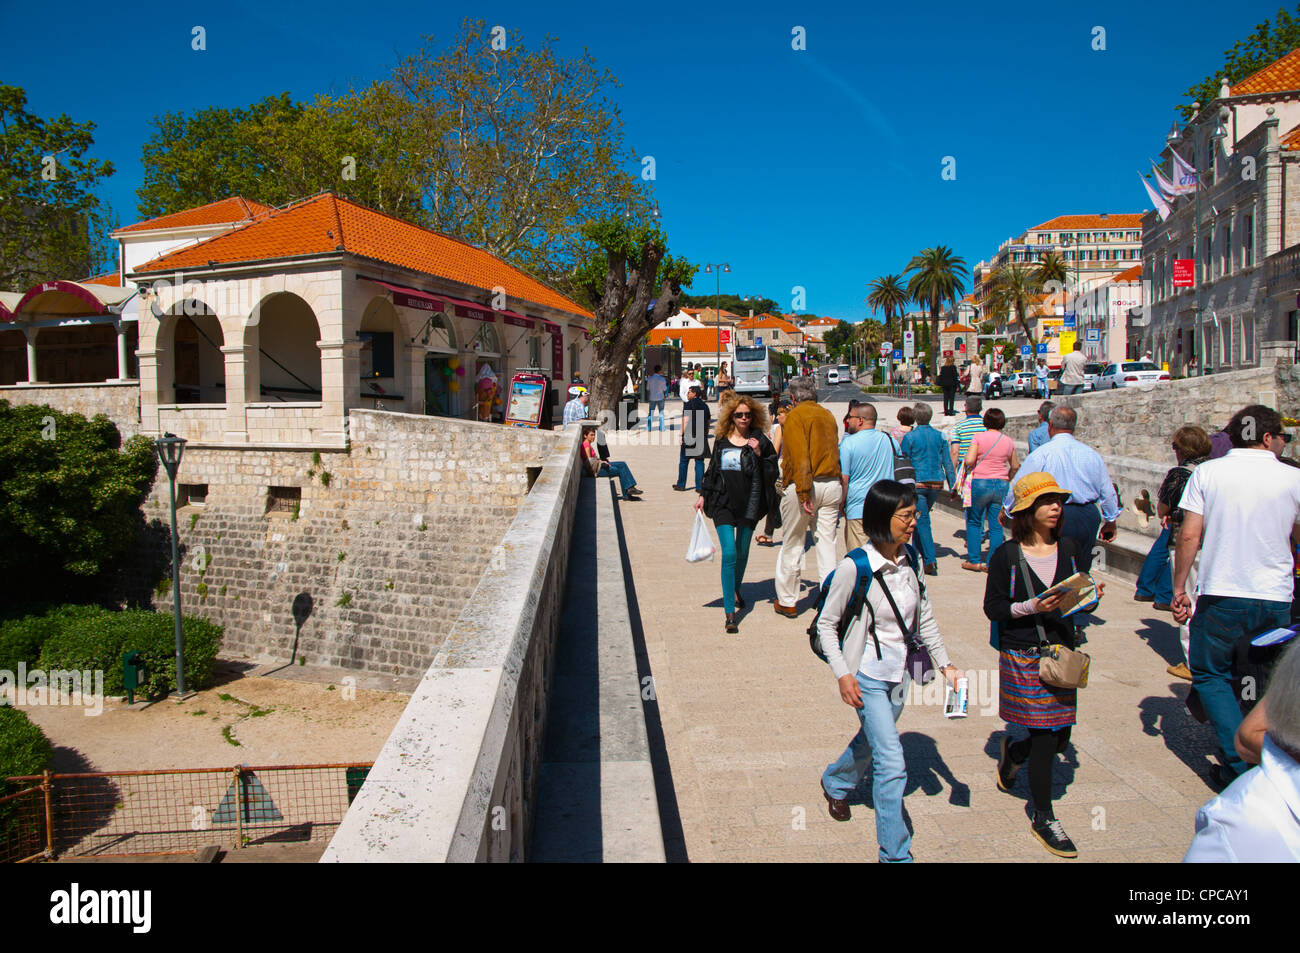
left=984, top=472, right=1105, bottom=859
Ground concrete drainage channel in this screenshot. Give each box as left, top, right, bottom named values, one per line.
left=530, top=476, right=667, bottom=862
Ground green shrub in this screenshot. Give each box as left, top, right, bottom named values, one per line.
left=0, top=705, right=52, bottom=781
left=38, top=607, right=223, bottom=698
left=0, top=615, right=58, bottom=671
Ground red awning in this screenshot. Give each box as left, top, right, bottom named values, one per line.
left=536, top=318, right=561, bottom=334
left=440, top=294, right=496, bottom=324
left=360, top=276, right=446, bottom=313
left=498, top=307, right=534, bottom=329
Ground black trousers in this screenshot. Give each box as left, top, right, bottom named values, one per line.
left=941, top=386, right=956, bottom=414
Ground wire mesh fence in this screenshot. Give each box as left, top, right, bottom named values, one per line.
left=1, top=762, right=372, bottom=861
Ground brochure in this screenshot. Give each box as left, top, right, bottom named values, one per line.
left=1037, top=571, right=1098, bottom=617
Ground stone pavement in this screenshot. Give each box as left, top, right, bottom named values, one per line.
left=605, top=403, right=1221, bottom=862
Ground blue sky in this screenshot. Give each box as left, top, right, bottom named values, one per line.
left=2, top=0, right=1290, bottom=320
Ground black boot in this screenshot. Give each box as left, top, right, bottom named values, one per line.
left=1030, top=810, right=1078, bottom=858
left=725, top=613, right=739, bottom=634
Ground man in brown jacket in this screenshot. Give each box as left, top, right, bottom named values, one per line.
left=775, top=376, right=842, bottom=616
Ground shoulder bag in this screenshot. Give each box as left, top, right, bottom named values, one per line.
left=889, top=434, right=915, bottom=484
left=875, top=547, right=936, bottom=684
left=1016, top=547, right=1090, bottom=689
left=958, top=432, right=1006, bottom=508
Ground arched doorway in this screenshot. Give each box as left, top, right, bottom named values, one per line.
left=359, top=297, right=409, bottom=409
left=247, top=293, right=322, bottom=401
left=160, top=307, right=225, bottom=404
left=418, top=309, right=459, bottom=418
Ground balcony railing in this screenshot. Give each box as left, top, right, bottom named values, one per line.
left=1267, top=242, right=1300, bottom=284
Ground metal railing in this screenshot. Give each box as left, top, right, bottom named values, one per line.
left=2, top=762, right=372, bottom=862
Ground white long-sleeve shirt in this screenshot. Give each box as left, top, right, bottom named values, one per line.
left=817, top=543, right=952, bottom=682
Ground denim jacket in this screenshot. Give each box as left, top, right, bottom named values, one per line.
left=900, top=424, right=956, bottom=489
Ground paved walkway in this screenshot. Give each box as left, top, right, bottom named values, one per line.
left=607, top=404, right=1219, bottom=862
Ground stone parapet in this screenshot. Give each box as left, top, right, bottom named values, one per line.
left=321, top=427, right=585, bottom=862
left=0, top=381, right=141, bottom=437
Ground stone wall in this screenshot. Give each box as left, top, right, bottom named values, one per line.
left=1001, top=364, right=1300, bottom=462
left=322, top=429, right=584, bottom=862
left=146, top=410, right=563, bottom=677
left=0, top=381, right=140, bottom=437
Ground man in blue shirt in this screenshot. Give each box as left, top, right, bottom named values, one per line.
left=839, top=403, right=899, bottom=550
left=900, top=402, right=956, bottom=575
left=563, top=387, right=589, bottom=425
left=1027, top=400, right=1054, bottom=453
left=1002, top=405, right=1119, bottom=573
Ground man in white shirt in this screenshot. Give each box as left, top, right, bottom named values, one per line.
left=1173, top=404, right=1300, bottom=783
left=645, top=364, right=668, bottom=432
left=1059, top=341, right=1087, bottom=395
left=1185, top=640, right=1300, bottom=861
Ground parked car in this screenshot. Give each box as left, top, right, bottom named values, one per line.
left=1082, top=363, right=1105, bottom=393
left=1012, top=371, right=1037, bottom=396
left=1096, top=361, right=1170, bottom=390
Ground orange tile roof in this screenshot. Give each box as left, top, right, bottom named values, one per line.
left=803, top=316, right=839, bottom=326
left=1282, top=124, right=1300, bottom=150
left=646, top=327, right=727, bottom=351
left=1111, top=265, right=1143, bottom=283
left=132, top=193, right=591, bottom=318
left=116, top=196, right=275, bottom=235
left=82, top=272, right=122, bottom=287
left=1030, top=213, right=1144, bottom=231
left=1230, top=47, right=1300, bottom=96
left=737, top=314, right=801, bottom=334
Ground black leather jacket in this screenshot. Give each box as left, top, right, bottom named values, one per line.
left=701, top=431, right=777, bottom=524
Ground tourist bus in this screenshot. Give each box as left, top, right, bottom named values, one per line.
left=733, top=344, right=785, bottom=398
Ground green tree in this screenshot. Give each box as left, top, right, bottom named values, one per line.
left=905, top=246, right=968, bottom=367
left=867, top=274, right=911, bottom=344
left=678, top=293, right=782, bottom=317
left=136, top=21, right=648, bottom=289
left=1034, top=251, right=1069, bottom=292
left=1182, top=5, right=1300, bottom=118
left=572, top=218, right=695, bottom=414
left=0, top=86, right=115, bottom=289
left=985, top=264, right=1042, bottom=354
left=0, top=402, right=157, bottom=600
left=822, top=320, right=854, bottom=360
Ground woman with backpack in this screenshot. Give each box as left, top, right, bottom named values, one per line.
left=818, top=480, right=965, bottom=863
left=984, top=473, right=1106, bottom=859
left=695, top=393, right=778, bottom=633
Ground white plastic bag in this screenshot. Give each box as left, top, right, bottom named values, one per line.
left=685, top=510, right=715, bottom=563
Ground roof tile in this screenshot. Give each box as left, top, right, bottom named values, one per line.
left=1030, top=213, right=1144, bottom=231
left=115, top=196, right=274, bottom=235
left=1230, top=47, right=1300, bottom=97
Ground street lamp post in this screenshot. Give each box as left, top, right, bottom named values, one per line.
left=155, top=433, right=194, bottom=699
left=703, top=262, right=730, bottom=400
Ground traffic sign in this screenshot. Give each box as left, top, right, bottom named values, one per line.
left=880, top=341, right=892, bottom=357
left=1063, top=312, right=1076, bottom=328
left=1037, top=343, right=1049, bottom=354
left=877, top=359, right=886, bottom=367
left=1085, top=328, right=1100, bottom=343
left=1020, top=345, right=1031, bottom=355
left=892, top=349, right=903, bottom=360
left=903, top=331, right=915, bottom=358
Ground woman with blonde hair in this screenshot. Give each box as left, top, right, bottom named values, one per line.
left=696, top=393, right=778, bottom=632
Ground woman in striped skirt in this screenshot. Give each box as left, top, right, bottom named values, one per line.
left=984, top=473, right=1105, bottom=858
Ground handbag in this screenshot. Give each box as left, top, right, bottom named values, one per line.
left=957, top=432, right=1006, bottom=508
left=1016, top=546, right=1090, bottom=689
left=876, top=564, right=937, bottom=685
left=889, top=435, right=915, bottom=484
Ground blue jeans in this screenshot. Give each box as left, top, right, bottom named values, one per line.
left=1037, top=380, right=1048, bottom=398
left=965, top=478, right=1007, bottom=564
left=1190, top=595, right=1290, bottom=779
left=715, top=522, right=754, bottom=614
left=913, top=486, right=940, bottom=566
left=822, top=673, right=912, bottom=862
left=677, top=446, right=704, bottom=490
left=1060, top=383, right=1083, bottom=395
left=646, top=399, right=665, bottom=430
left=1136, top=526, right=1173, bottom=602
left=601, top=460, right=637, bottom=498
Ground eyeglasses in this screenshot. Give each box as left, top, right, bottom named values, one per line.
left=892, top=510, right=918, bottom=523
left=734, top=411, right=752, bottom=419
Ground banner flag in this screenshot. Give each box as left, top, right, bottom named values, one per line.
left=1140, top=174, right=1171, bottom=221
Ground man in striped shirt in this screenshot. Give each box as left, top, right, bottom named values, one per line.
left=949, top=395, right=986, bottom=471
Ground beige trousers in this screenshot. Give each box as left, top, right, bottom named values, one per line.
left=844, top=515, right=869, bottom=552
left=775, top=480, right=842, bottom=607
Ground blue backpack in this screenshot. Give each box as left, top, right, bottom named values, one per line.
left=808, top=544, right=923, bottom=664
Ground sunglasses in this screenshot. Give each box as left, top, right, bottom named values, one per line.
left=734, top=411, right=752, bottom=418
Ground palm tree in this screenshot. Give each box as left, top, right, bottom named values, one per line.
left=1034, top=251, right=1069, bottom=293
left=985, top=264, right=1042, bottom=354
left=905, top=246, right=968, bottom=366
left=867, top=274, right=911, bottom=346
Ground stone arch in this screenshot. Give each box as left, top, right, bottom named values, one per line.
left=246, top=292, right=322, bottom=401
left=155, top=300, right=225, bottom=404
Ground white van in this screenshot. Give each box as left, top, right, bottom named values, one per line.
left=825, top=367, right=840, bottom=385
